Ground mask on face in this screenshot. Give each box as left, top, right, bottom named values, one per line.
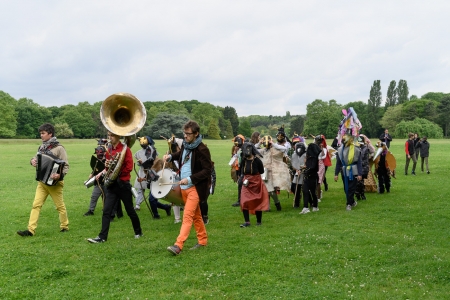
left=242, top=142, right=253, bottom=158
left=234, top=136, right=244, bottom=148
left=295, top=142, right=306, bottom=157
left=95, top=146, right=106, bottom=160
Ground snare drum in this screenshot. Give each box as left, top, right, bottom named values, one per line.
left=150, top=168, right=184, bottom=206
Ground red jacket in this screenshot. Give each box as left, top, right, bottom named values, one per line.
left=106, top=142, right=133, bottom=181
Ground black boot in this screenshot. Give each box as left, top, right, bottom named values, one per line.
left=324, top=183, right=328, bottom=191
left=361, top=193, right=366, bottom=200
left=275, top=202, right=282, bottom=211
left=232, top=201, right=240, bottom=207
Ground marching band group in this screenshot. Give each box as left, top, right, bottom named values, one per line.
left=17, top=103, right=409, bottom=256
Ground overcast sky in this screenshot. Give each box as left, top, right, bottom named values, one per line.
left=1, top=0, right=449, bottom=116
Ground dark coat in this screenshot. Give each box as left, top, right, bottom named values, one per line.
left=418, top=140, right=430, bottom=157
left=379, top=133, right=392, bottom=149
left=360, top=145, right=370, bottom=177
left=171, top=142, right=212, bottom=203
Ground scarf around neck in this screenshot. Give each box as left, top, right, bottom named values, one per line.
left=38, top=137, right=60, bottom=153
left=183, top=135, right=203, bottom=150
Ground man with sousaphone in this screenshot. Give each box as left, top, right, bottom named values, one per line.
left=87, top=93, right=145, bottom=243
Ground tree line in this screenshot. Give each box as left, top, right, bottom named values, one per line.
left=239, top=80, right=449, bottom=139
left=0, top=92, right=239, bottom=140
left=1, top=81, right=449, bottom=140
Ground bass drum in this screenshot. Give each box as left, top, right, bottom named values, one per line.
left=150, top=168, right=184, bottom=206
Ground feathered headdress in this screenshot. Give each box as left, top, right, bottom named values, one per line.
left=337, top=107, right=362, bottom=146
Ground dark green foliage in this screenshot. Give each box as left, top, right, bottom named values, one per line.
left=437, top=96, right=450, bottom=136
left=385, top=80, right=397, bottom=108
left=207, top=119, right=221, bottom=139
left=0, top=91, right=17, bottom=138
left=289, top=115, right=305, bottom=136
left=15, top=98, right=53, bottom=138
left=238, top=119, right=252, bottom=137
left=223, top=106, right=239, bottom=136
left=402, top=99, right=439, bottom=122
left=397, top=79, right=409, bottom=104
left=366, top=80, right=383, bottom=138
left=303, top=99, right=342, bottom=138
left=145, top=112, right=190, bottom=139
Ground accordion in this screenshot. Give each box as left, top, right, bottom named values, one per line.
left=36, top=152, right=65, bottom=186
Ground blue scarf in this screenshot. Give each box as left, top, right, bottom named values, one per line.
left=183, top=135, right=203, bottom=150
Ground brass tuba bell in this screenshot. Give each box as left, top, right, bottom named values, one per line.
left=100, top=92, right=147, bottom=139
left=99, top=93, right=147, bottom=187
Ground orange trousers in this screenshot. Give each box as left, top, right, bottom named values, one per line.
left=175, top=186, right=207, bottom=250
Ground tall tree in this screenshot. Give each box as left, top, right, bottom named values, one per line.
left=206, top=119, right=221, bottom=139
left=397, top=79, right=409, bottom=104
left=223, top=106, right=239, bottom=136
left=0, top=91, right=17, bottom=138
left=385, top=80, right=397, bottom=108
left=238, top=119, right=252, bottom=138
left=224, top=120, right=234, bottom=139
left=289, top=116, right=305, bottom=136
left=303, top=99, right=342, bottom=138
left=437, top=96, right=450, bottom=137
left=366, top=80, right=383, bottom=138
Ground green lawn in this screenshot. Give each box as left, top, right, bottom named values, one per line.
left=0, top=138, right=449, bottom=299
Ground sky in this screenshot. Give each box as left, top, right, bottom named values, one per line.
left=1, top=0, right=449, bottom=117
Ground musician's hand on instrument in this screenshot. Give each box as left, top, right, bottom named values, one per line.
left=95, top=171, right=104, bottom=180
left=137, top=177, right=145, bottom=183
left=163, top=154, right=171, bottom=162
left=138, top=159, right=142, bottom=164
left=89, top=174, right=93, bottom=179
left=50, top=173, right=60, bottom=180
left=30, top=158, right=37, bottom=167
left=105, top=159, right=111, bottom=168
left=179, top=178, right=188, bottom=185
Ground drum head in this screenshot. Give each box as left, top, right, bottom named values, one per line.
left=150, top=169, right=175, bottom=198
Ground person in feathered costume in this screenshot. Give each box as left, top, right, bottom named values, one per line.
left=259, top=133, right=291, bottom=211
left=373, top=141, right=397, bottom=193
left=334, top=108, right=363, bottom=211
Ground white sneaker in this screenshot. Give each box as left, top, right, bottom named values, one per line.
left=346, top=205, right=352, bottom=211
left=317, top=198, right=321, bottom=202
left=300, top=207, right=310, bottom=214
left=174, top=219, right=181, bottom=224
left=312, top=207, right=319, bottom=212
left=134, top=205, right=140, bottom=211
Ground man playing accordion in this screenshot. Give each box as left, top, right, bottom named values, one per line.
left=17, top=123, right=70, bottom=237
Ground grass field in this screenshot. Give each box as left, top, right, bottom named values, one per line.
left=0, top=138, right=449, bottom=299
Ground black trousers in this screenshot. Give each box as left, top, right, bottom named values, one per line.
left=302, top=175, right=318, bottom=208
left=377, top=170, right=390, bottom=193
left=243, top=210, right=262, bottom=223
left=291, top=182, right=302, bottom=207
left=99, top=180, right=142, bottom=240
left=341, top=176, right=357, bottom=206
left=200, top=194, right=209, bottom=217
